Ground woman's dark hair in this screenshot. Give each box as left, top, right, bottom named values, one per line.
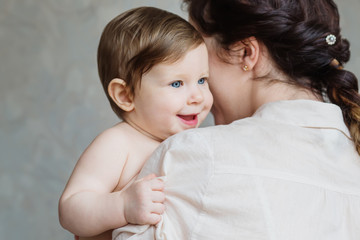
left=184, top=0, right=360, bottom=154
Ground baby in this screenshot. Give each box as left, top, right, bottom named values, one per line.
left=58, top=6, right=213, bottom=240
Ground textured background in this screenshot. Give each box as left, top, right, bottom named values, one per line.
left=0, top=0, right=359, bottom=239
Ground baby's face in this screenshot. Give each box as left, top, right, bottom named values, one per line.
left=127, top=43, right=213, bottom=141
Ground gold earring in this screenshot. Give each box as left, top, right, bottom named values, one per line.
left=243, top=65, right=249, bottom=71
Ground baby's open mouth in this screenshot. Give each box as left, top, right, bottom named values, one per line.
left=177, top=114, right=199, bottom=126
left=177, top=114, right=197, bottom=121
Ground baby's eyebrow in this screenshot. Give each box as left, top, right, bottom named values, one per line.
left=200, top=71, right=209, bottom=77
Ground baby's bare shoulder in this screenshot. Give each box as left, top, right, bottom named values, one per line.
left=93, top=122, right=133, bottom=146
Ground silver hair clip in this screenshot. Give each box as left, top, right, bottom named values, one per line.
left=326, top=34, right=336, bottom=45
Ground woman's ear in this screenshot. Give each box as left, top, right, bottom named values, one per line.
left=242, top=37, right=259, bottom=71
left=108, top=78, right=134, bottom=112
left=230, top=37, right=260, bottom=71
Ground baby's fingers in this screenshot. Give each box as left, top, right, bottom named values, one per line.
left=150, top=178, right=164, bottom=191
left=151, top=190, right=165, bottom=203
left=147, top=213, right=162, bottom=225
left=151, top=202, right=165, bottom=215
left=142, top=173, right=157, bottom=181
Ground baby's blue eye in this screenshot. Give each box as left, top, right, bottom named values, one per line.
left=198, top=78, right=206, bottom=84
left=171, top=81, right=182, bottom=88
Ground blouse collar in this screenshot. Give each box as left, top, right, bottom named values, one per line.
left=250, top=100, right=351, bottom=139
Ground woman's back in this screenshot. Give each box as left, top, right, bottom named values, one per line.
left=182, top=100, right=360, bottom=239
left=114, top=100, right=360, bottom=240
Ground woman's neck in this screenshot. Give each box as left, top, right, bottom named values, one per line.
left=251, top=78, right=323, bottom=112
left=251, top=47, right=323, bottom=109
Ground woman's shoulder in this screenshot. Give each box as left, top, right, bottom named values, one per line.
left=163, top=119, right=260, bottom=146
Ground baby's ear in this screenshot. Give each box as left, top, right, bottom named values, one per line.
left=108, top=78, right=134, bottom=112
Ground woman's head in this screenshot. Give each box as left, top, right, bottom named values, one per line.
left=97, top=7, right=204, bottom=119
left=184, top=0, right=349, bottom=79
left=184, top=0, right=360, bottom=154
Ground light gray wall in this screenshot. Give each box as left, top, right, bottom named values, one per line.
left=0, top=0, right=358, bottom=239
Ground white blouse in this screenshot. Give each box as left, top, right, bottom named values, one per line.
left=113, top=100, right=360, bottom=240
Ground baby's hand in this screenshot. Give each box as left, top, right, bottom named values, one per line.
left=123, top=174, right=165, bottom=225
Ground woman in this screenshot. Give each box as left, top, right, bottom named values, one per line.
left=113, top=0, right=360, bottom=239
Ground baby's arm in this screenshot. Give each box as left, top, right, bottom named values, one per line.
left=58, top=128, right=165, bottom=237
